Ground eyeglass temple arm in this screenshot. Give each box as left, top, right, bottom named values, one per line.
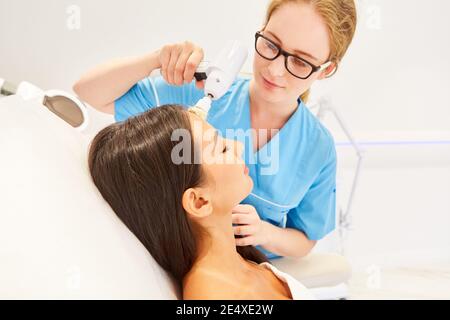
left=319, top=61, right=333, bottom=71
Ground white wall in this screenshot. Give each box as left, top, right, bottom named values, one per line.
left=1, top=0, right=450, bottom=269
left=1, top=0, right=449, bottom=135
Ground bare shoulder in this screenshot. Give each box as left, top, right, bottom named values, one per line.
left=183, top=268, right=245, bottom=300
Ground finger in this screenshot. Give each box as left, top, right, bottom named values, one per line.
left=231, top=204, right=250, bottom=213
left=233, top=225, right=255, bottom=236
left=159, top=46, right=171, bottom=82
left=184, top=48, right=204, bottom=83
left=231, top=213, right=252, bottom=225
left=174, top=48, right=192, bottom=85
left=235, top=236, right=255, bottom=247
left=231, top=204, right=255, bottom=214
left=167, top=45, right=182, bottom=85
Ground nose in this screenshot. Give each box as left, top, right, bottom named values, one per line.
left=267, top=55, right=286, bottom=77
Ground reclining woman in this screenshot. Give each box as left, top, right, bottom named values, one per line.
left=88, top=104, right=315, bottom=300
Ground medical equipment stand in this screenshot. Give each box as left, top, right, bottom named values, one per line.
left=310, top=96, right=364, bottom=256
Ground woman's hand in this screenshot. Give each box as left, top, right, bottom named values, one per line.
left=232, top=204, right=270, bottom=246
left=157, top=41, right=205, bottom=88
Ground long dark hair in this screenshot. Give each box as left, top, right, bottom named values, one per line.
left=88, top=105, right=268, bottom=287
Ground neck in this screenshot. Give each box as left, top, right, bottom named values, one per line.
left=193, top=208, right=249, bottom=272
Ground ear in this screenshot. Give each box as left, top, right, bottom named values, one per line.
left=182, top=187, right=213, bottom=219
left=318, top=62, right=338, bottom=80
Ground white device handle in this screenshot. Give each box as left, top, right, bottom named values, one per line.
left=204, top=41, right=248, bottom=99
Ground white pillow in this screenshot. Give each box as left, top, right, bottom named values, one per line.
left=0, top=95, right=179, bottom=299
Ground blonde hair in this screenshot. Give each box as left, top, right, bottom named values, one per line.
left=263, top=0, right=357, bottom=102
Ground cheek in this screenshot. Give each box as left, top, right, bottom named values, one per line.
left=220, top=164, right=248, bottom=190
left=208, top=163, right=241, bottom=186
left=221, top=164, right=242, bottom=181
left=207, top=163, right=252, bottom=205
left=253, top=55, right=268, bottom=73
left=289, top=76, right=315, bottom=96
left=210, top=166, right=242, bottom=202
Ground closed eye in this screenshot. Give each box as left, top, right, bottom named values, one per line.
left=214, top=131, right=229, bottom=153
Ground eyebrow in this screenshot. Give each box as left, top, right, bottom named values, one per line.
left=265, top=30, right=319, bottom=62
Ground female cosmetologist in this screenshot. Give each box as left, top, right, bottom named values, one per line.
left=74, top=0, right=357, bottom=264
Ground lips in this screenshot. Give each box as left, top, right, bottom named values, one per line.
left=262, top=75, right=283, bottom=89
left=244, top=165, right=249, bottom=175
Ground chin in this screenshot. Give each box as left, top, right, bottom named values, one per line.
left=233, top=174, right=253, bottom=196
left=235, top=177, right=253, bottom=201
left=255, top=76, right=285, bottom=103
left=244, top=175, right=254, bottom=194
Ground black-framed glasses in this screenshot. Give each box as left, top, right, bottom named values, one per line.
left=254, top=31, right=332, bottom=80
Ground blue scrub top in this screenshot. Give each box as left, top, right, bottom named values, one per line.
left=115, top=76, right=337, bottom=259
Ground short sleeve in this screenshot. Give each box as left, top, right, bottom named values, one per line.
left=114, top=76, right=204, bottom=122
left=285, top=141, right=337, bottom=240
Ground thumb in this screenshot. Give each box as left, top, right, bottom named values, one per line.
left=232, top=204, right=250, bottom=213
